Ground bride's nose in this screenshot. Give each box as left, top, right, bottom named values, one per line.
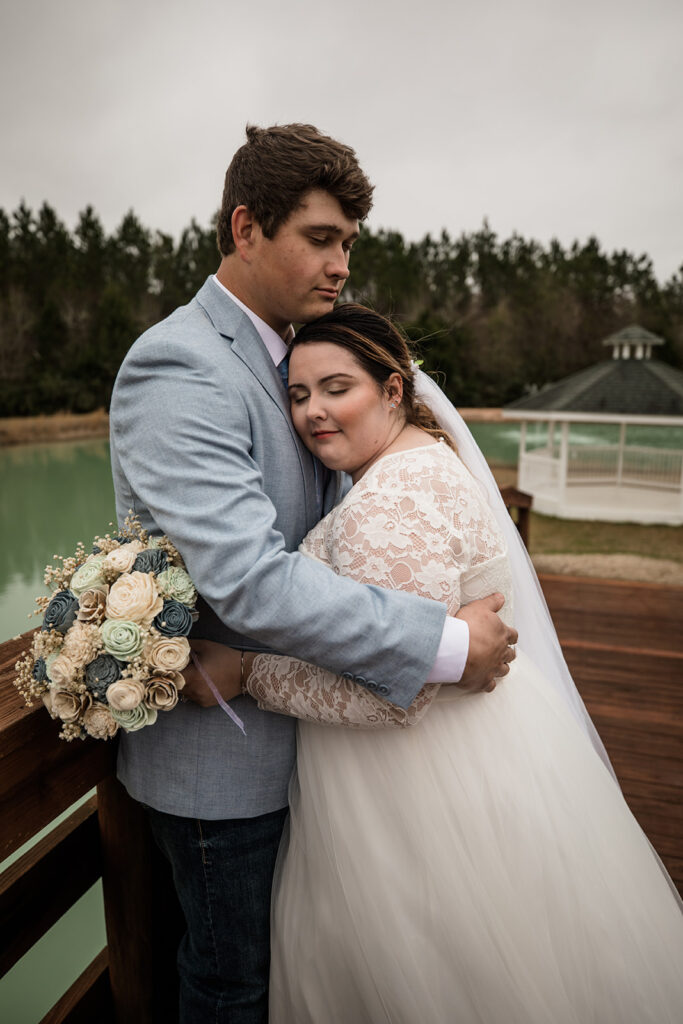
left=306, top=392, right=327, bottom=421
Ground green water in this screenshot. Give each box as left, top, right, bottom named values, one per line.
left=468, top=421, right=683, bottom=466
left=0, top=440, right=116, bottom=643
left=0, top=440, right=114, bottom=1024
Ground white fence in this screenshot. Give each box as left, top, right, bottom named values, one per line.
left=521, top=445, right=683, bottom=491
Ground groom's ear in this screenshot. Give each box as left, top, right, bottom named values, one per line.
left=231, top=205, right=258, bottom=262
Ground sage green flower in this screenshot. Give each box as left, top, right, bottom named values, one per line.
left=100, top=619, right=144, bottom=661
left=156, top=567, right=196, bottom=606
left=111, top=703, right=158, bottom=732
left=70, top=557, right=107, bottom=596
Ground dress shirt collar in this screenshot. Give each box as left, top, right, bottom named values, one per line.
left=213, top=275, right=290, bottom=366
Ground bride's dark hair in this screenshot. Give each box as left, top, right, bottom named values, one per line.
left=291, top=304, right=455, bottom=450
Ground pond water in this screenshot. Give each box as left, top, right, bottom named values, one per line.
left=0, top=440, right=117, bottom=644
left=0, top=440, right=114, bottom=1024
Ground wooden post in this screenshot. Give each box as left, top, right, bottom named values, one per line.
left=97, top=776, right=182, bottom=1024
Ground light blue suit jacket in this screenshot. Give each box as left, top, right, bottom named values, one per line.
left=109, top=277, right=447, bottom=818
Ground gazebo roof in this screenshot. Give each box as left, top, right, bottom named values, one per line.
left=505, top=325, right=683, bottom=417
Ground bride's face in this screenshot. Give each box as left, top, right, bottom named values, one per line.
left=288, top=342, right=402, bottom=482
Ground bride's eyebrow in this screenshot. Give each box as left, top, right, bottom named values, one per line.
left=319, top=373, right=355, bottom=384
left=288, top=373, right=355, bottom=390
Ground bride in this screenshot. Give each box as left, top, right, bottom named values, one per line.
left=193, top=304, right=683, bottom=1022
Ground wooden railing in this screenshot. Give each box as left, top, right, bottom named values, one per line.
left=0, top=633, right=181, bottom=1024
left=1, top=575, right=681, bottom=1020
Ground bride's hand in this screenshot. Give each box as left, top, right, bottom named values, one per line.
left=181, top=639, right=244, bottom=707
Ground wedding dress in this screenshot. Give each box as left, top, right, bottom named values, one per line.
left=247, top=442, right=683, bottom=1024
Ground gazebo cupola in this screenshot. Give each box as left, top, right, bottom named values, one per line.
left=604, top=325, right=664, bottom=362
left=502, top=326, right=683, bottom=525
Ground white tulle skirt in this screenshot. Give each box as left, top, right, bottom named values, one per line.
left=269, top=651, right=683, bottom=1023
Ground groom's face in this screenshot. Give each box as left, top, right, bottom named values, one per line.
left=248, top=190, right=359, bottom=334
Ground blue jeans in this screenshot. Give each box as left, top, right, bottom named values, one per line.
left=146, top=804, right=289, bottom=1024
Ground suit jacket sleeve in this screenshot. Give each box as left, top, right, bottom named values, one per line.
left=110, top=324, right=448, bottom=709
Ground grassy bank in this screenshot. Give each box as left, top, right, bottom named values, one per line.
left=0, top=410, right=110, bottom=446
left=529, top=513, right=683, bottom=560
left=0, top=407, right=503, bottom=447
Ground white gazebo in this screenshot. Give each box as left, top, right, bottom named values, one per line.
left=502, top=326, right=683, bottom=524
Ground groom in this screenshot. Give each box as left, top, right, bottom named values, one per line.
left=109, top=123, right=517, bottom=1023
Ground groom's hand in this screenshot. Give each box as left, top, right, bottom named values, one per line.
left=181, top=639, right=244, bottom=707
left=455, top=594, right=518, bottom=693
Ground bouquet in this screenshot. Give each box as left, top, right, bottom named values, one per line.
left=14, top=516, right=197, bottom=741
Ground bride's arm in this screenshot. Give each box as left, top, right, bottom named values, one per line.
left=246, top=655, right=439, bottom=729
left=245, top=476, right=463, bottom=728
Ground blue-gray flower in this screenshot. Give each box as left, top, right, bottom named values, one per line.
left=42, top=590, right=79, bottom=633
left=132, top=549, right=169, bottom=576
left=85, top=654, right=123, bottom=699
left=153, top=599, right=193, bottom=637
left=33, top=657, right=48, bottom=682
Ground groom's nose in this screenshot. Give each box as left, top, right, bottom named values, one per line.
left=326, top=246, right=350, bottom=280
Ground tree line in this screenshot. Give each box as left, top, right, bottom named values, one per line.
left=1, top=201, right=681, bottom=415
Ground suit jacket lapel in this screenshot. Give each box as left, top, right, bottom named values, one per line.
left=195, top=278, right=319, bottom=520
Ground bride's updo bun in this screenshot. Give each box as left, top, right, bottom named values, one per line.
left=291, top=304, right=455, bottom=450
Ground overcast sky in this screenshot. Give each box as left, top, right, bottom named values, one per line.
left=1, top=0, right=681, bottom=281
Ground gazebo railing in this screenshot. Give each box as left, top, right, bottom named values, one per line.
left=521, top=444, right=683, bottom=490
left=518, top=451, right=560, bottom=493
left=621, top=446, right=683, bottom=489
left=566, top=444, right=619, bottom=483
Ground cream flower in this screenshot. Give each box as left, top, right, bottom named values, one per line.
left=83, top=702, right=119, bottom=740
left=146, top=635, right=191, bottom=673
left=62, top=622, right=101, bottom=668
left=104, top=541, right=144, bottom=575
left=52, top=688, right=92, bottom=722
left=106, top=678, right=146, bottom=712
left=106, top=571, right=163, bottom=624
left=47, top=652, right=78, bottom=688
left=42, top=690, right=56, bottom=717
left=77, top=587, right=109, bottom=624
left=145, top=673, right=182, bottom=710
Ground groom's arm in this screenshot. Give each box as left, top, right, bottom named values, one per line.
left=111, top=329, right=509, bottom=707
left=110, top=328, right=442, bottom=708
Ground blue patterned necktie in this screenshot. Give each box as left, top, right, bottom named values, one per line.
left=277, top=354, right=289, bottom=390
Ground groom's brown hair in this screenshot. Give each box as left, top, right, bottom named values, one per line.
left=216, top=124, right=374, bottom=256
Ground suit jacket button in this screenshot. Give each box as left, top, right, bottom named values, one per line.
left=355, top=675, right=367, bottom=686
left=377, top=684, right=389, bottom=695
left=341, top=671, right=354, bottom=680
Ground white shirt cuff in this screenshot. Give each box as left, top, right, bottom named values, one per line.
left=426, top=616, right=469, bottom=683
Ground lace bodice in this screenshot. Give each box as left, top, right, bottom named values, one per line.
left=247, top=442, right=513, bottom=728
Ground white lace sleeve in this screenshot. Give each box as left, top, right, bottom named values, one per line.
left=248, top=656, right=438, bottom=729
left=245, top=446, right=488, bottom=729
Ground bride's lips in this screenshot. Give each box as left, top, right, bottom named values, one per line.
left=312, top=430, right=340, bottom=440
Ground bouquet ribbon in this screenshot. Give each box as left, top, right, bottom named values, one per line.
left=190, top=651, right=247, bottom=736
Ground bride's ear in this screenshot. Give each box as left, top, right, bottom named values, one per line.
left=385, top=373, right=403, bottom=409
